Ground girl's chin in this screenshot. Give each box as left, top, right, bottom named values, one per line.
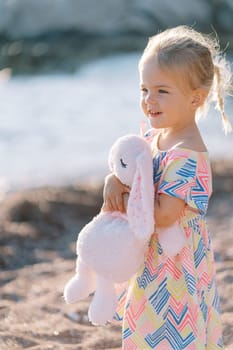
left=149, top=117, right=163, bottom=128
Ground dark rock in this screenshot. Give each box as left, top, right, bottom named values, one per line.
left=0, top=184, right=103, bottom=270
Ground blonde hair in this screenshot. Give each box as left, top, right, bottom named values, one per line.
left=139, top=25, right=232, bottom=134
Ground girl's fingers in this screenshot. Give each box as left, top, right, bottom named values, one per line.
left=102, top=197, right=123, bottom=213
left=122, top=192, right=129, bottom=212
left=102, top=198, right=114, bottom=212
left=110, top=198, right=118, bottom=212
left=116, top=195, right=124, bottom=213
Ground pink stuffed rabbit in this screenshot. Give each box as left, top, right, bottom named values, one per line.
left=64, top=135, right=155, bottom=325
left=64, top=134, right=186, bottom=325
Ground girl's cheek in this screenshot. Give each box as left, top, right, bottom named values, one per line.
left=140, top=100, right=147, bottom=115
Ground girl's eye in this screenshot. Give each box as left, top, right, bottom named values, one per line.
left=120, top=158, right=127, bottom=168
left=141, top=88, right=148, bottom=93
left=158, top=89, right=168, bottom=94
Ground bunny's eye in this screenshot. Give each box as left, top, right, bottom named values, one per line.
left=120, top=158, right=127, bottom=168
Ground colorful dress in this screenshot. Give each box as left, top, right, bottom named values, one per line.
left=116, top=131, right=222, bottom=350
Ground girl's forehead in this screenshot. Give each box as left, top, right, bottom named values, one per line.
left=139, top=59, right=190, bottom=92
left=140, top=61, right=177, bottom=84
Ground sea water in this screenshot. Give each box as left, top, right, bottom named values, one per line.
left=0, top=53, right=232, bottom=192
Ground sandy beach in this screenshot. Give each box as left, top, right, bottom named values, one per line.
left=0, top=160, right=233, bottom=350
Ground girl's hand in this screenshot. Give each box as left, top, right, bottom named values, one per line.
left=102, top=174, right=129, bottom=213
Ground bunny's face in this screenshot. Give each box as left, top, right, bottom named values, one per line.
left=108, top=135, right=151, bottom=187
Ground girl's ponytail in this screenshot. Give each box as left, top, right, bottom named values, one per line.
left=212, top=58, right=232, bottom=134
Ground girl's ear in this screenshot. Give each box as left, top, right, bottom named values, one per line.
left=191, top=88, right=208, bottom=109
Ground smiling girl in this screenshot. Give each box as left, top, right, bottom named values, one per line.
left=102, top=25, right=232, bottom=349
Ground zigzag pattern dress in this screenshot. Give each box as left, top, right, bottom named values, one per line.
left=116, top=132, right=222, bottom=350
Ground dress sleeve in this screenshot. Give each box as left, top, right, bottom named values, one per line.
left=157, top=150, right=210, bottom=214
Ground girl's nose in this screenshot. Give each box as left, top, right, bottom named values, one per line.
left=145, top=92, right=156, bottom=104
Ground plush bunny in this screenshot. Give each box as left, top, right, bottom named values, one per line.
left=64, top=134, right=186, bottom=325
left=64, top=135, right=155, bottom=325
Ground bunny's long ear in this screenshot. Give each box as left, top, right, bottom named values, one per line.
left=127, top=149, right=154, bottom=241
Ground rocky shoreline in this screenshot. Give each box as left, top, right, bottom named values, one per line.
left=0, top=160, right=233, bottom=349
left=0, top=30, right=148, bottom=75
left=1, top=30, right=233, bottom=75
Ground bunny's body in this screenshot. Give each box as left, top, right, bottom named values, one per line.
left=65, top=211, right=149, bottom=326
left=77, top=211, right=148, bottom=282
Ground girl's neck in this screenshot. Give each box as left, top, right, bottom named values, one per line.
left=158, top=122, right=207, bottom=152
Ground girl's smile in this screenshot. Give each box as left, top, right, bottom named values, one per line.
left=148, top=111, right=162, bottom=118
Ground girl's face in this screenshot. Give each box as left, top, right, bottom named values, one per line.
left=139, top=59, right=196, bottom=131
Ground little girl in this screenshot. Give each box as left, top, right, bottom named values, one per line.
left=102, top=26, right=232, bottom=349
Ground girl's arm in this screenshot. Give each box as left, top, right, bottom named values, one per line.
left=102, top=174, right=185, bottom=225
left=102, top=174, right=130, bottom=213
left=155, top=194, right=185, bottom=227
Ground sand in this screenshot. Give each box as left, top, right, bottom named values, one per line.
left=0, top=161, right=233, bottom=349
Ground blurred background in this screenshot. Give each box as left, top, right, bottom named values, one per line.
left=1, top=3, right=233, bottom=349
left=0, top=0, right=233, bottom=192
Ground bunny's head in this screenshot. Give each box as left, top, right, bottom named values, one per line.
left=108, top=135, right=155, bottom=241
